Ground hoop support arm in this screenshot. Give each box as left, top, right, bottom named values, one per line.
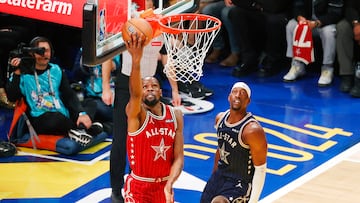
left=140, top=9, right=163, bottom=38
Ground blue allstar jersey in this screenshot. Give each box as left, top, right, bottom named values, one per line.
left=19, top=63, right=69, bottom=118
left=127, top=104, right=177, bottom=178
left=216, top=111, right=258, bottom=182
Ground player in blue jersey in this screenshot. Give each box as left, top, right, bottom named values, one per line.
left=201, top=82, right=268, bottom=203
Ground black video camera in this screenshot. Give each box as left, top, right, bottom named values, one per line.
left=8, top=42, right=45, bottom=73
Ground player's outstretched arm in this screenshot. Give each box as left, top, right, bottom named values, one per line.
left=125, top=33, right=145, bottom=132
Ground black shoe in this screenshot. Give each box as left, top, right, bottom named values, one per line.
left=257, top=67, right=281, bottom=77
left=258, top=56, right=285, bottom=77
left=0, top=141, right=17, bottom=157
left=102, top=122, right=113, bottom=135
left=192, top=81, right=213, bottom=97
left=350, top=77, right=360, bottom=98
left=111, top=191, right=124, bottom=203
left=232, top=63, right=257, bottom=77
left=258, top=61, right=281, bottom=77
left=178, top=82, right=206, bottom=99
left=87, top=122, right=103, bottom=136
left=339, top=75, right=354, bottom=92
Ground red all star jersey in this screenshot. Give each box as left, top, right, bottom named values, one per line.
left=127, top=104, right=177, bottom=178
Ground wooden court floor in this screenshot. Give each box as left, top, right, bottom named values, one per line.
left=1, top=62, right=360, bottom=202
left=264, top=143, right=360, bottom=203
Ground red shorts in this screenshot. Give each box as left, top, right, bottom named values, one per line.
left=124, top=173, right=168, bottom=203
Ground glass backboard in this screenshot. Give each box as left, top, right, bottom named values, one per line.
left=82, top=0, right=199, bottom=66
left=0, top=0, right=198, bottom=66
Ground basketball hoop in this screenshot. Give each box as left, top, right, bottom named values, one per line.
left=157, top=13, right=221, bottom=83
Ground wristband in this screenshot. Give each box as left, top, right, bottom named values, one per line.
left=79, top=111, right=87, bottom=116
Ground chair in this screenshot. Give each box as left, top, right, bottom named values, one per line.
left=8, top=98, right=108, bottom=155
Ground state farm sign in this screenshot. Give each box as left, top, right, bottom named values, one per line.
left=0, top=0, right=86, bottom=27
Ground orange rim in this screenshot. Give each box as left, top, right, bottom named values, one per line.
left=158, top=13, right=222, bottom=34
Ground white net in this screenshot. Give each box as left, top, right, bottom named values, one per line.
left=159, top=14, right=221, bottom=83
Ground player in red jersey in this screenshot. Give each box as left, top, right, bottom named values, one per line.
left=123, top=32, right=184, bottom=203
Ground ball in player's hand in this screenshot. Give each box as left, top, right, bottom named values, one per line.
left=122, top=18, right=153, bottom=45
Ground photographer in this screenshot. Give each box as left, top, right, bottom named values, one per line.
left=0, top=13, right=33, bottom=109
left=6, top=36, right=102, bottom=146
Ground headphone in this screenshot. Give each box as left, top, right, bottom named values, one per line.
left=29, top=36, right=54, bottom=58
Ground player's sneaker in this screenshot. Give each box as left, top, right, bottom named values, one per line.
left=68, top=129, right=93, bottom=146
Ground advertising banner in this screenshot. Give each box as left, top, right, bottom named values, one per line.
left=0, top=0, right=86, bottom=27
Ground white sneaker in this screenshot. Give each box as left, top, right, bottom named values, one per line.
left=283, top=64, right=306, bottom=81
left=318, top=66, right=334, bottom=86
left=68, top=129, right=93, bottom=146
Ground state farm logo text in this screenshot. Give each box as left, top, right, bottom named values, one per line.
left=0, top=0, right=72, bottom=15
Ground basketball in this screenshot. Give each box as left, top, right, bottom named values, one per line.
left=122, top=18, right=153, bottom=46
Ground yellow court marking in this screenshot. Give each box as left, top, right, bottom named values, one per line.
left=16, top=142, right=111, bottom=155
left=17, top=147, right=59, bottom=155
left=0, top=160, right=109, bottom=199
left=80, top=142, right=111, bottom=154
